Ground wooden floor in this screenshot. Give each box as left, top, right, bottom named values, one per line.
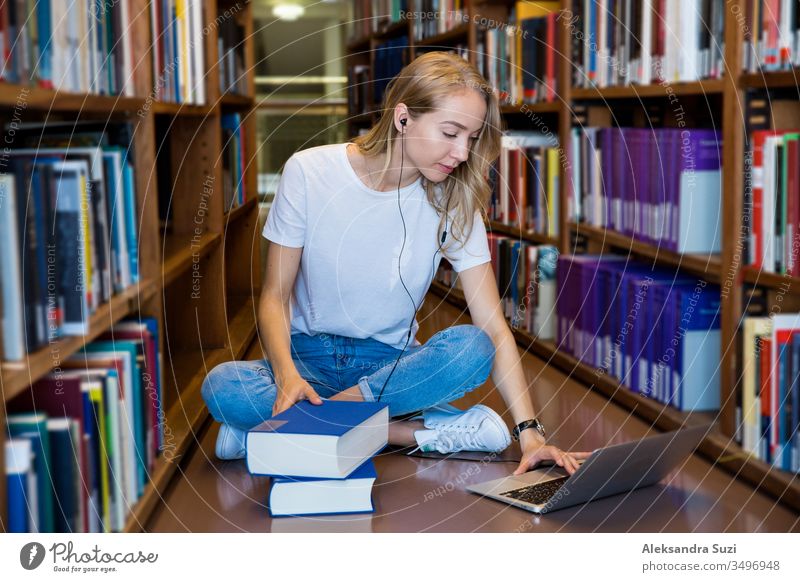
left=146, top=293, right=800, bottom=532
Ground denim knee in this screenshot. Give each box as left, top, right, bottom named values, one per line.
left=201, top=360, right=268, bottom=423
left=451, top=324, right=496, bottom=371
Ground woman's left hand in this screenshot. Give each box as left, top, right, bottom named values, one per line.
left=513, top=431, right=592, bottom=476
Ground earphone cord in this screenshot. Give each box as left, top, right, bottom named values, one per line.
left=375, top=123, right=451, bottom=402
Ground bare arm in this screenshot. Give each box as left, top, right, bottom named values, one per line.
left=258, top=241, right=322, bottom=414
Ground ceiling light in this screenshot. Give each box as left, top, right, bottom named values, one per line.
left=273, top=3, right=305, bottom=20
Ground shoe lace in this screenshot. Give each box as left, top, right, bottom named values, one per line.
left=436, top=425, right=481, bottom=452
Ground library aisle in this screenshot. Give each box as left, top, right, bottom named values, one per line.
left=146, top=293, right=799, bottom=533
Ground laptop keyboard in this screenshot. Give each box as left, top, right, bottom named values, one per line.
left=499, top=477, right=569, bottom=505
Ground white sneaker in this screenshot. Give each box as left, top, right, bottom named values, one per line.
left=411, top=404, right=511, bottom=454
left=215, top=424, right=246, bottom=460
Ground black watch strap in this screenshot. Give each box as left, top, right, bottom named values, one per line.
left=512, top=418, right=545, bottom=441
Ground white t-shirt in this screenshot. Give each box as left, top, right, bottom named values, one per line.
left=262, top=142, right=491, bottom=349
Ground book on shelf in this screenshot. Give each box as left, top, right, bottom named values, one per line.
left=372, top=36, right=409, bottom=107
left=435, top=240, right=558, bottom=341
left=347, top=64, right=372, bottom=117
left=569, top=0, right=725, bottom=89
left=150, top=0, right=207, bottom=104
left=740, top=313, right=800, bottom=473
left=0, top=0, right=138, bottom=95
left=741, top=0, right=800, bottom=73
left=268, top=459, right=377, bottom=517
left=477, top=0, right=560, bottom=105
left=414, top=0, right=465, bottom=41
left=6, top=412, right=53, bottom=533
left=570, top=126, right=722, bottom=254
left=556, top=254, right=721, bottom=412
left=0, top=123, right=140, bottom=361
left=217, top=6, right=246, bottom=97
left=746, top=128, right=800, bottom=275
left=349, top=0, right=410, bottom=43
left=5, top=439, right=38, bottom=533
left=5, top=318, right=164, bottom=532
left=221, top=112, right=248, bottom=211
left=246, top=400, right=389, bottom=479
left=491, top=131, right=560, bottom=237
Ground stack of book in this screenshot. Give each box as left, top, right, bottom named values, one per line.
left=246, top=400, right=389, bottom=517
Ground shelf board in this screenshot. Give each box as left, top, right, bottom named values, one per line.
left=1, top=279, right=158, bottom=402
left=501, top=101, right=560, bottom=115
left=126, top=300, right=258, bottom=532
left=741, top=267, right=800, bottom=292
left=415, top=23, right=470, bottom=47
left=224, top=197, right=258, bottom=225
left=487, top=220, right=560, bottom=246
left=161, top=231, right=222, bottom=288
left=569, top=222, right=722, bottom=283
left=375, top=19, right=410, bottom=40
left=346, top=35, right=372, bottom=53
left=219, top=93, right=254, bottom=108
left=740, top=70, right=800, bottom=89
left=151, top=101, right=216, bottom=116
left=0, top=83, right=146, bottom=112
left=571, top=79, right=725, bottom=100
left=427, top=280, right=800, bottom=511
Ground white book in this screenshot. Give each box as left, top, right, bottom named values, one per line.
left=268, top=460, right=376, bottom=517
left=0, top=174, right=25, bottom=361
left=120, top=0, right=135, bottom=96
left=762, top=136, right=778, bottom=271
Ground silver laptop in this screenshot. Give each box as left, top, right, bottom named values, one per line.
left=466, top=424, right=709, bottom=514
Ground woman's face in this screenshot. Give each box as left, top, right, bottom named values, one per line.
left=402, top=89, right=487, bottom=183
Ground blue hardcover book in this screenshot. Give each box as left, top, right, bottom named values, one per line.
left=5, top=439, right=35, bottom=532
left=7, top=413, right=54, bottom=533
left=268, top=459, right=377, bottom=517
left=47, top=418, right=81, bottom=533
left=671, top=284, right=722, bottom=411
left=122, top=162, right=139, bottom=283
left=675, top=130, right=723, bottom=253
left=791, top=335, right=800, bottom=472
left=246, top=400, right=389, bottom=479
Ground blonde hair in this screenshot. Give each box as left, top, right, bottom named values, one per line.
left=351, top=51, right=503, bottom=252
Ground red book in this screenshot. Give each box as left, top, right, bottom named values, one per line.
left=751, top=130, right=789, bottom=268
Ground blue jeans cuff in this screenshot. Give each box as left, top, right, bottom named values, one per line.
left=357, top=376, right=376, bottom=402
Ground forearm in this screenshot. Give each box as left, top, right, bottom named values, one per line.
left=258, top=295, right=301, bottom=384
left=489, top=326, right=538, bottom=426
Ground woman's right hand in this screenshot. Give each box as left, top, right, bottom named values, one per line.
left=272, top=375, right=323, bottom=417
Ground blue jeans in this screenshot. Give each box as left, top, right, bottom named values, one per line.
left=201, top=324, right=496, bottom=431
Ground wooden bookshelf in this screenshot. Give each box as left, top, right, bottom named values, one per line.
left=487, top=220, right=559, bottom=247
left=0, top=0, right=260, bottom=532
left=568, top=222, right=723, bottom=283
left=740, top=70, right=800, bottom=89
left=570, top=79, right=725, bottom=100
left=345, top=0, right=800, bottom=510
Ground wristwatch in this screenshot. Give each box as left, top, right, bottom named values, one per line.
left=512, top=418, right=546, bottom=441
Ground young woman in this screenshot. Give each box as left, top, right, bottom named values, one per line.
left=201, top=51, right=589, bottom=476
